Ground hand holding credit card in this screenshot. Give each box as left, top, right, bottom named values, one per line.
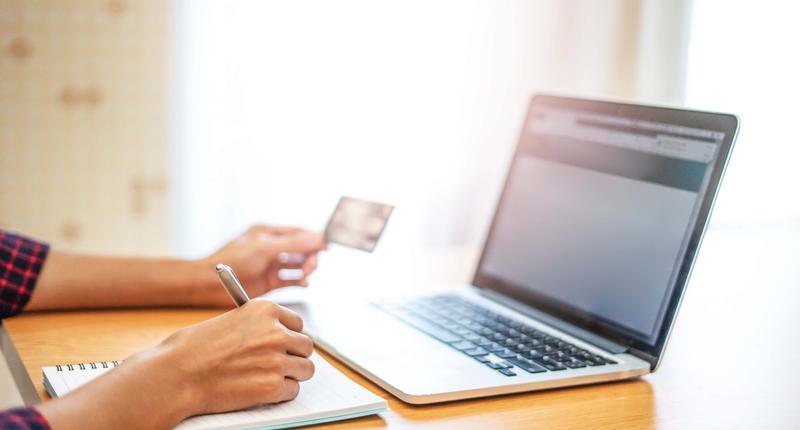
left=324, top=197, right=394, bottom=252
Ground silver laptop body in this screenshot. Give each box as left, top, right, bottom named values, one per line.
left=297, top=95, right=739, bottom=404
left=0, top=323, right=40, bottom=408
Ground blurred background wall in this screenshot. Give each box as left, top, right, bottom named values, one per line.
left=1, top=0, right=798, bottom=260
left=0, top=0, right=169, bottom=256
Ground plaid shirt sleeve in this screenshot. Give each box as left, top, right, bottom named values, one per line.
left=0, top=231, right=52, bottom=430
left=0, top=408, right=50, bottom=430
left=0, top=231, right=49, bottom=319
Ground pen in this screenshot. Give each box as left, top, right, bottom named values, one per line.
left=215, top=263, right=251, bottom=306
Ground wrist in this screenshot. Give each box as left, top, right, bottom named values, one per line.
left=175, top=258, right=225, bottom=306
left=128, top=342, right=199, bottom=421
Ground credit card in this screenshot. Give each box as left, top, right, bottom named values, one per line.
left=324, top=196, right=394, bottom=252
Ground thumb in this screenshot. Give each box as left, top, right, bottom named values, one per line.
left=271, top=231, right=326, bottom=254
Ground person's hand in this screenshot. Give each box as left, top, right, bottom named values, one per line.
left=160, top=299, right=315, bottom=414
left=198, top=225, right=326, bottom=306
left=37, top=299, right=315, bottom=429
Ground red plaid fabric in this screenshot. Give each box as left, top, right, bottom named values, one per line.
left=1, top=231, right=51, bottom=430
left=0, top=231, right=49, bottom=319
left=0, top=407, right=50, bottom=430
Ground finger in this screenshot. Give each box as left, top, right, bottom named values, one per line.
left=278, top=261, right=305, bottom=270
left=277, top=305, right=304, bottom=332
left=273, top=232, right=326, bottom=254
left=250, top=224, right=304, bottom=236
left=284, top=330, right=314, bottom=357
left=278, top=255, right=317, bottom=274
left=266, top=269, right=309, bottom=290
left=283, top=355, right=315, bottom=381
left=278, top=252, right=307, bottom=265
left=276, top=254, right=316, bottom=269
left=301, top=254, right=318, bottom=275
left=277, top=378, right=301, bottom=402
left=266, top=266, right=282, bottom=290
left=277, top=268, right=305, bottom=280
left=276, top=278, right=309, bottom=288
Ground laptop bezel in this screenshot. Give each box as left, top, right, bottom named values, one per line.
left=472, top=94, right=738, bottom=369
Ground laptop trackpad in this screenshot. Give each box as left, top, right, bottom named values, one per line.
left=288, top=300, right=490, bottom=396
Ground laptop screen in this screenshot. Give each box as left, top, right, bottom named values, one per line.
left=474, top=96, right=735, bottom=357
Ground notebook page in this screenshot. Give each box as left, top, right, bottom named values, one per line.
left=175, top=354, right=385, bottom=430
left=43, top=354, right=386, bottom=430
left=42, top=363, right=116, bottom=397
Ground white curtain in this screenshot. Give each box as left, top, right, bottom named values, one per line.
left=685, top=0, right=800, bottom=225
left=170, top=0, right=690, bottom=258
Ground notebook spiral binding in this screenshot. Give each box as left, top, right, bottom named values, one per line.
left=54, top=360, right=121, bottom=372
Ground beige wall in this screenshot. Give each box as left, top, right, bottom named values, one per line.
left=0, top=0, right=170, bottom=256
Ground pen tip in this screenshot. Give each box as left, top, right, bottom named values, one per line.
left=215, top=264, right=225, bottom=272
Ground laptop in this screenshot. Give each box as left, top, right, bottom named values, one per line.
left=0, top=322, right=40, bottom=409
left=297, top=95, right=739, bottom=404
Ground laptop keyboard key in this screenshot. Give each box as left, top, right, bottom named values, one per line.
left=466, top=323, right=484, bottom=331
left=487, top=343, right=505, bottom=353
left=442, top=322, right=461, bottom=330
left=478, top=327, right=495, bottom=336
left=452, top=327, right=472, bottom=336
left=473, top=355, right=491, bottom=363
left=498, top=368, right=517, bottom=376
left=486, top=359, right=510, bottom=369
left=563, top=359, right=587, bottom=369
left=497, top=360, right=514, bottom=368
left=516, top=344, right=532, bottom=353
left=463, top=333, right=482, bottom=342
left=451, top=341, right=476, bottom=351
left=524, top=349, right=544, bottom=360
left=464, top=347, right=489, bottom=357
left=534, top=358, right=567, bottom=371
left=496, top=349, right=517, bottom=359
left=475, top=337, right=493, bottom=347
left=552, top=351, right=570, bottom=361
left=506, top=356, right=547, bottom=373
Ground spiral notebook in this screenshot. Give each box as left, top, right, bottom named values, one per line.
left=42, top=354, right=387, bottom=430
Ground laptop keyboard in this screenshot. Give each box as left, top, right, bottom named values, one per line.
left=374, top=294, right=616, bottom=376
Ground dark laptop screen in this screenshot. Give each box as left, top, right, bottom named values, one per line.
left=474, top=96, right=734, bottom=356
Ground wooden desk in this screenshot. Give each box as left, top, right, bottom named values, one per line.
left=5, top=225, right=800, bottom=428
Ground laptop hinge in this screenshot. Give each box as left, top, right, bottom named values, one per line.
left=476, top=288, right=628, bottom=354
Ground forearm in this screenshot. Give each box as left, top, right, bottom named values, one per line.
left=26, top=251, right=225, bottom=311
left=36, top=346, right=195, bottom=430
left=35, top=300, right=314, bottom=429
